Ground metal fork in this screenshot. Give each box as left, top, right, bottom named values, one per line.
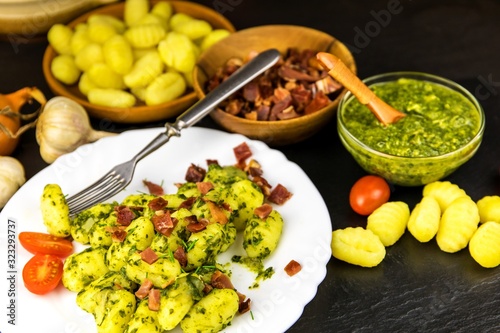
left=66, top=48, right=281, bottom=216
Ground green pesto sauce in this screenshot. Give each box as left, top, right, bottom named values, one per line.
left=342, top=78, right=480, bottom=157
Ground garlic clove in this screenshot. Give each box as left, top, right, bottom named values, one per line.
left=36, top=96, right=116, bottom=164
left=0, top=156, right=26, bottom=208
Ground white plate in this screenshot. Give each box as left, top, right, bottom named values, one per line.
left=0, top=127, right=332, bottom=333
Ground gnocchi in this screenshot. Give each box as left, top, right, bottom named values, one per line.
left=476, top=195, right=500, bottom=224
left=45, top=142, right=288, bottom=332
left=407, top=196, right=441, bottom=243
left=366, top=201, right=409, bottom=247
left=331, top=227, right=386, bottom=267
left=469, top=221, right=500, bottom=268
left=47, top=0, right=232, bottom=107
left=40, top=184, right=71, bottom=237
left=422, top=180, right=469, bottom=212
left=436, top=196, right=479, bottom=253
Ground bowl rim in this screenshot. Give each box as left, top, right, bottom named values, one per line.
left=42, top=0, right=236, bottom=124
left=193, top=24, right=357, bottom=125
left=337, top=71, right=486, bottom=161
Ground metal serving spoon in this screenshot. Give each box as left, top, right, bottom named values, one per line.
left=316, top=52, right=406, bottom=126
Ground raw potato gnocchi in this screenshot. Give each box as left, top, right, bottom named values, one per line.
left=331, top=227, right=386, bottom=267
left=422, top=180, right=469, bottom=212
left=436, top=196, right=479, bottom=253
left=367, top=201, right=410, bottom=247
left=47, top=0, right=232, bottom=107
left=476, top=195, right=500, bottom=224
left=469, top=221, right=500, bottom=268
left=407, top=196, right=441, bottom=243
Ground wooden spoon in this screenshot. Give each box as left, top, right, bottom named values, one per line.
left=316, top=52, right=406, bottom=126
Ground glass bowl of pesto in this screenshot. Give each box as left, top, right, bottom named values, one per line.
left=337, top=72, right=485, bottom=186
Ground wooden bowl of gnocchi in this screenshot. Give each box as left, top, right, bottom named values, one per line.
left=42, top=0, right=236, bottom=124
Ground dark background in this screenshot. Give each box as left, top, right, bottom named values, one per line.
left=2, top=0, right=500, bottom=332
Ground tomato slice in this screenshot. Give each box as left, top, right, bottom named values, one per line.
left=19, top=231, right=73, bottom=257
left=349, top=175, right=391, bottom=216
left=22, top=254, right=64, bottom=295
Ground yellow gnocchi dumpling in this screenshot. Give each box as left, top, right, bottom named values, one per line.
left=436, top=196, right=479, bottom=253
left=47, top=23, right=74, bottom=55
left=367, top=201, right=410, bottom=247
left=407, top=196, right=441, bottom=243
left=124, top=0, right=150, bottom=26
left=124, top=23, right=166, bottom=49
left=422, top=180, right=469, bottom=212
left=469, top=221, right=500, bottom=268
left=331, top=227, right=386, bottom=267
left=103, top=35, right=134, bottom=75
left=476, top=195, right=500, bottom=224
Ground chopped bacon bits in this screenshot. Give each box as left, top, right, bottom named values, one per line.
left=238, top=297, right=251, bottom=314
left=252, top=175, right=272, bottom=197
left=174, top=246, right=187, bottom=267
left=140, top=247, right=159, bottom=265
left=206, top=159, right=219, bottom=166
left=197, top=181, right=214, bottom=195
left=143, top=180, right=164, bottom=196
left=205, top=48, right=341, bottom=121
left=115, top=206, right=136, bottom=226
left=185, top=164, right=206, bottom=183
left=110, top=229, right=127, bottom=242
left=254, top=203, right=273, bottom=219
left=233, top=142, right=252, bottom=164
left=148, top=288, right=161, bottom=311
left=186, top=216, right=208, bottom=233
left=151, top=210, right=176, bottom=236
left=207, top=201, right=228, bottom=225
left=268, top=184, right=293, bottom=205
left=284, top=260, right=302, bottom=276
left=148, top=197, right=168, bottom=211
left=211, top=270, right=235, bottom=290
left=135, top=279, right=153, bottom=299
left=179, top=196, right=197, bottom=210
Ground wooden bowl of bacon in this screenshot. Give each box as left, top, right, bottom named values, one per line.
left=193, top=25, right=356, bottom=146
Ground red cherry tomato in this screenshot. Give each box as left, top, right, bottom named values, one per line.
left=22, top=253, right=64, bottom=295
left=19, top=231, right=73, bottom=257
left=349, top=175, right=391, bottom=216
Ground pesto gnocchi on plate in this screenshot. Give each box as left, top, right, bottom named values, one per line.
left=1, top=127, right=332, bottom=333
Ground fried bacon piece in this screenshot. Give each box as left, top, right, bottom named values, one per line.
left=197, top=181, right=214, bottom=195
left=186, top=215, right=208, bottom=233
left=233, top=142, right=252, bottom=164
left=254, top=203, right=273, bottom=219
left=268, top=184, right=293, bottom=205
left=140, top=247, right=159, bottom=265
left=211, top=270, right=234, bottom=290
left=143, top=179, right=164, bottom=195
left=115, top=205, right=136, bottom=226
left=179, top=196, right=196, bottom=210
left=148, top=288, right=161, bottom=311
left=151, top=210, right=176, bottom=236
left=135, top=279, right=153, bottom=299
left=174, top=246, right=187, bottom=267
left=284, top=260, right=302, bottom=276
left=185, top=163, right=206, bottom=183
left=148, top=197, right=168, bottom=211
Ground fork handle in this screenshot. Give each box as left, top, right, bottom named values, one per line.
left=131, top=48, right=281, bottom=163
left=175, top=48, right=281, bottom=129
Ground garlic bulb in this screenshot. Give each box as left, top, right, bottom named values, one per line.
left=0, top=156, right=25, bottom=208
left=36, top=97, right=116, bottom=164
